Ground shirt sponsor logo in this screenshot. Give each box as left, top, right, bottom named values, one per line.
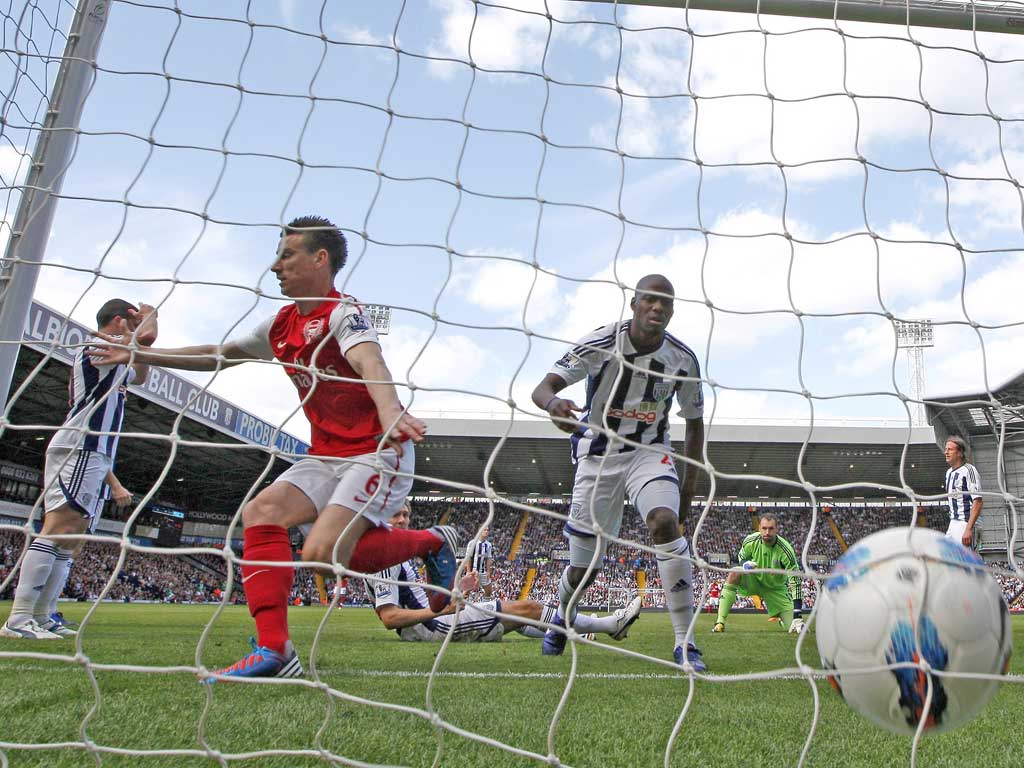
left=556, top=352, right=583, bottom=370
left=348, top=313, right=370, bottom=333
left=604, top=403, right=659, bottom=424
left=303, top=318, right=325, bottom=344
left=287, top=355, right=340, bottom=390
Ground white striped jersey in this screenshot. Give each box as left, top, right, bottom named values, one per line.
left=368, top=560, right=441, bottom=636
left=550, top=321, right=703, bottom=461
left=49, top=339, right=136, bottom=458
left=467, top=538, right=494, bottom=573
left=944, top=463, right=981, bottom=522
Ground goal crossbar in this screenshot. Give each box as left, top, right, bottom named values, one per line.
left=581, top=0, right=1024, bottom=35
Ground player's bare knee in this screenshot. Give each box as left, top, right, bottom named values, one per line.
left=646, top=507, right=680, bottom=545
left=242, top=494, right=278, bottom=527
left=40, top=507, right=87, bottom=538
left=637, top=479, right=681, bottom=543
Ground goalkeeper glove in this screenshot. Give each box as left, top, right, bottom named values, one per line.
left=788, top=618, right=806, bottom=634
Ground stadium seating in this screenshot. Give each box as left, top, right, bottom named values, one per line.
left=2, top=501, right=1021, bottom=609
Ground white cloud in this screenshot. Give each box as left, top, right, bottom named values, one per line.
left=943, top=150, right=1024, bottom=234
left=450, top=252, right=562, bottom=326
left=0, top=144, right=30, bottom=186
left=426, top=0, right=550, bottom=78
left=332, top=24, right=388, bottom=47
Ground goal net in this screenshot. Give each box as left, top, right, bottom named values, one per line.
left=1, top=0, right=1022, bottom=766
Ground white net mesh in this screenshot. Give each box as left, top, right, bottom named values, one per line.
left=1, top=0, right=1023, bottom=766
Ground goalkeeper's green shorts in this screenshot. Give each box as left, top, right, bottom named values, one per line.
left=735, top=576, right=793, bottom=618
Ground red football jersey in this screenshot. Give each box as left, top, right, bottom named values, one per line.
left=237, top=290, right=384, bottom=458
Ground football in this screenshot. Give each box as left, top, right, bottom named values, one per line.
left=815, top=527, right=1013, bottom=735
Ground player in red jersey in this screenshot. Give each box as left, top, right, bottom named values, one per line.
left=91, top=215, right=460, bottom=680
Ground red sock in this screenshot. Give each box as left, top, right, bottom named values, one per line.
left=241, top=525, right=294, bottom=654
left=349, top=527, right=442, bottom=573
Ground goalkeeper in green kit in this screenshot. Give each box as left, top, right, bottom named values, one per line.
left=712, top=514, right=805, bottom=634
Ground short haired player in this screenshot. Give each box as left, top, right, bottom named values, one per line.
left=91, top=216, right=460, bottom=680
left=368, top=505, right=642, bottom=644
left=943, top=436, right=983, bottom=549
left=531, top=274, right=707, bottom=671
left=466, top=524, right=494, bottom=597
left=2, top=299, right=156, bottom=640
left=711, top=515, right=805, bottom=634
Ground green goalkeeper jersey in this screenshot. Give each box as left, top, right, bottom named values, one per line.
left=736, top=532, right=802, bottom=602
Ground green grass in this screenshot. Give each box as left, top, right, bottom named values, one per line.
left=0, top=603, right=1020, bottom=767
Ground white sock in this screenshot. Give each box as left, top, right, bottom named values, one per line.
left=8, top=538, right=59, bottom=625
left=36, top=550, right=74, bottom=622
left=656, top=536, right=694, bottom=648
left=571, top=611, right=619, bottom=635
left=516, top=604, right=557, bottom=638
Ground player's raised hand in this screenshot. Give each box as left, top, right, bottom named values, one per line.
left=88, top=331, right=133, bottom=367
left=128, top=302, right=159, bottom=345
left=545, top=397, right=583, bottom=433
left=458, top=571, right=480, bottom=594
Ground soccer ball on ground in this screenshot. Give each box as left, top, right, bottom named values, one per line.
left=815, top=527, right=1012, bottom=736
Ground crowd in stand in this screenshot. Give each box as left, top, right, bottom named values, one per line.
left=3, top=501, right=1022, bottom=610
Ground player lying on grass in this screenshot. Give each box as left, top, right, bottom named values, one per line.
left=3, top=299, right=155, bottom=641
left=90, top=216, right=460, bottom=680
left=712, top=514, right=805, bottom=634
left=368, top=505, right=642, bottom=644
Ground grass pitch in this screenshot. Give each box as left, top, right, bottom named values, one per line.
left=0, top=603, right=1020, bottom=768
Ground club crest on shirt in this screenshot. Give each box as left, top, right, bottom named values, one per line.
left=303, top=318, right=325, bottom=344
left=556, top=352, right=583, bottom=370
left=348, top=313, right=371, bottom=333
left=652, top=381, right=673, bottom=401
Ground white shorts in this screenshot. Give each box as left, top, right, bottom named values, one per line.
left=399, top=600, right=506, bottom=643
left=43, top=448, right=111, bottom=519
left=566, top=450, right=679, bottom=566
left=945, top=519, right=974, bottom=547
left=280, top=446, right=414, bottom=533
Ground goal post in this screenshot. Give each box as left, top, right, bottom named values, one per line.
left=582, top=0, right=1024, bottom=35
left=0, top=0, right=111, bottom=407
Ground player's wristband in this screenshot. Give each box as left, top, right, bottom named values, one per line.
left=544, top=396, right=560, bottom=413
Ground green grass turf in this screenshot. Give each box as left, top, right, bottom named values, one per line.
left=0, top=603, right=1020, bottom=768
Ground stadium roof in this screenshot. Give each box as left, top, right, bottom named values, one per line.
left=926, top=369, right=1024, bottom=443
left=2, top=301, right=949, bottom=516
left=416, top=419, right=945, bottom=500
left=2, top=301, right=306, bottom=516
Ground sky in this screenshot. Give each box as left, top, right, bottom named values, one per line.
left=2, top=0, right=1023, bottom=444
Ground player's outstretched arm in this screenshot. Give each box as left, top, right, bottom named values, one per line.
left=345, top=342, right=425, bottom=455
left=89, top=338, right=252, bottom=372
left=375, top=603, right=451, bottom=630
left=532, top=373, right=582, bottom=434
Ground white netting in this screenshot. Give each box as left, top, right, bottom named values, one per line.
left=1, top=0, right=1023, bottom=766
